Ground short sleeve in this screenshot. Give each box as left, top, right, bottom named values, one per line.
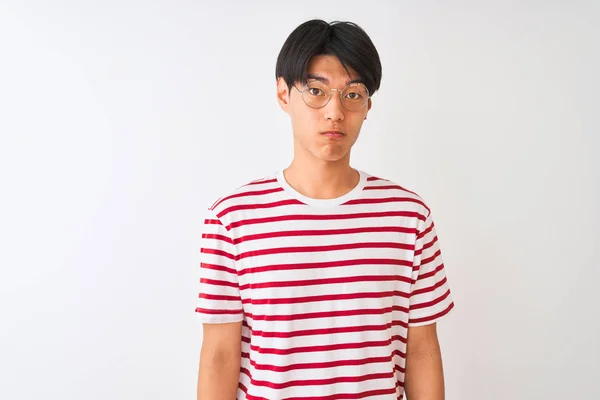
left=408, top=210, right=455, bottom=327
left=195, top=208, right=244, bottom=323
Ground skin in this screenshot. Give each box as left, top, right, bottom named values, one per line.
left=197, top=322, right=242, bottom=400
left=404, top=322, right=446, bottom=400
left=197, top=54, right=445, bottom=400
left=275, top=54, right=372, bottom=199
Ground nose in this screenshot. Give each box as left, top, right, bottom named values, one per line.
left=324, top=90, right=345, bottom=122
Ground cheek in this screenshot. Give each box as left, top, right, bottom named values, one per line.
left=347, top=114, right=366, bottom=132
left=291, top=107, right=319, bottom=132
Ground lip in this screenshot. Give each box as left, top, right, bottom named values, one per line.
left=321, top=130, right=345, bottom=138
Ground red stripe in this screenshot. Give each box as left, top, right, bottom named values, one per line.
left=250, top=338, right=392, bottom=355
left=343, top=197, right=427, bottom=209
left=364, top=184, right=419, bottom=197
left=364, top=185, right=403, bottom=190
left=410, top=287, right=451, bottom=309
left=239, top=257, right=412, bottom=276
left=208, top=197, right=222, bottom=210
left=249, top=371, right=394, bottom=390
left=201, top=248, right=234, bottom=260
left=417, top=262, right=445, bottom=281
left=202, top=233, right=233, bottom=244
left=235, top=226, right=417, bottom=244
left=239, top=274, right=412, bottom=291
left=242, top=290, right=410, bottom=306
left=246, top=178, right=278, bottom=186
left=245, top=305, right=408, bottom=322
left=411, top=274, right=448, bottom=297
left=414, top=235, right=438, bottom=257
left=194, top=307, right=242, bottom=315
left=418, top=249, right=442, bottom=269
left=227, top=210, right=426, bottom=230
left=279, top=387, right=399, bottom=400
left=392, top=349, right=407, bottom=358
left=200, top=262, right=236, bottom=275
left=414, top=259, right=444, bottom=285
left=199, top=293, right=241, bottom=302
left=218, top=199, right=304, bottom=218
left=212, top=187, right=284, bottom=209
left=249, top=354, right=393, bottom=372
left=417, top=221, right=434, bottom=240
left=250, top=321, right=408, bottom=339
left=245, top=395, right=268, bottom=400
left=200, top=277, right=239, bottom=288
left=238, top=242, right=414, bottom=260
left=409, top=301, right=455, bottom=325
left=391, top=334, right=407, bottom=344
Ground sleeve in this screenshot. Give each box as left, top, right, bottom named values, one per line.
left=195, top=208, right=244, bottom=323
left=408, top=209, right=455, bottom=327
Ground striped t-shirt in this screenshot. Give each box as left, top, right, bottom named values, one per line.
left=196, top=169, right=454, bottom=400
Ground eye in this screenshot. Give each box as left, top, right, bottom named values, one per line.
left=308, top=87, right=325, bottom=96
left=345, top=92, right=362, bottom=100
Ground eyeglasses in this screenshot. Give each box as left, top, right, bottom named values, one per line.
left=293, top=80, right=370, bottom=111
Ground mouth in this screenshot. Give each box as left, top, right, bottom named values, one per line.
left=321, top=130, right=345, bottom=138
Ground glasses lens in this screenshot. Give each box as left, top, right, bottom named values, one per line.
left=342, top=83, right=369, bottom=110
left=302, top=81, right=330, bottom=108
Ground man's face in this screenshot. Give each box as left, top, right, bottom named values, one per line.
left=277, top=55, right=372, bottom=164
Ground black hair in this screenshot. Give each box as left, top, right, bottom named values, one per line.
left=275, top=19, right=382, bottom=96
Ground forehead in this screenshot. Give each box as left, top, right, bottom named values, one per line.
left=306, top=55, right=361, bottom=85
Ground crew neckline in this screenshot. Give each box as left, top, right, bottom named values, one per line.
left=276, top=169, right=368, bottom=207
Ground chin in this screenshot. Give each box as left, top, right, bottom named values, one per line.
left=314, top=148, right=350, bottom=163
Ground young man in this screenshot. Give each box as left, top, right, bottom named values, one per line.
left=196, top=19, right=454, bottom=400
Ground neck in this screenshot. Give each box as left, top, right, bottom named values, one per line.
left=283, top=156, right=360, bottom=200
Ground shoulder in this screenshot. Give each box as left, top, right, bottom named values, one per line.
left=206, top=171, right=281, bottom=217
left=362, top=171, right=432, bottom=219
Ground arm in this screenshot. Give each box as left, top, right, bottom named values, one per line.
left=196, top=207, right=244, bottom=399
left=404, top=323, right=445, bottom=400
left=197, top=321, right=242, bottom=400
left=405, top=206, right=454, bottom=399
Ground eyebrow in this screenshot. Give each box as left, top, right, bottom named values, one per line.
left=306, top=73, right=364, bottom=86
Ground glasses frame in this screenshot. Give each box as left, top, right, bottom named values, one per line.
left=293, top=81, right=370, bottom=110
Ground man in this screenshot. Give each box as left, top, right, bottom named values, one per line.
left=196, top=19, right=454, bottom=400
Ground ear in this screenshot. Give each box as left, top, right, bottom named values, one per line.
left=364, top=97, right=373, bottom=120
left=276, top=77, right=291, bottom=113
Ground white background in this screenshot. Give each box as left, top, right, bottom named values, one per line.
left=1, top=1, right=599, bottom=399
